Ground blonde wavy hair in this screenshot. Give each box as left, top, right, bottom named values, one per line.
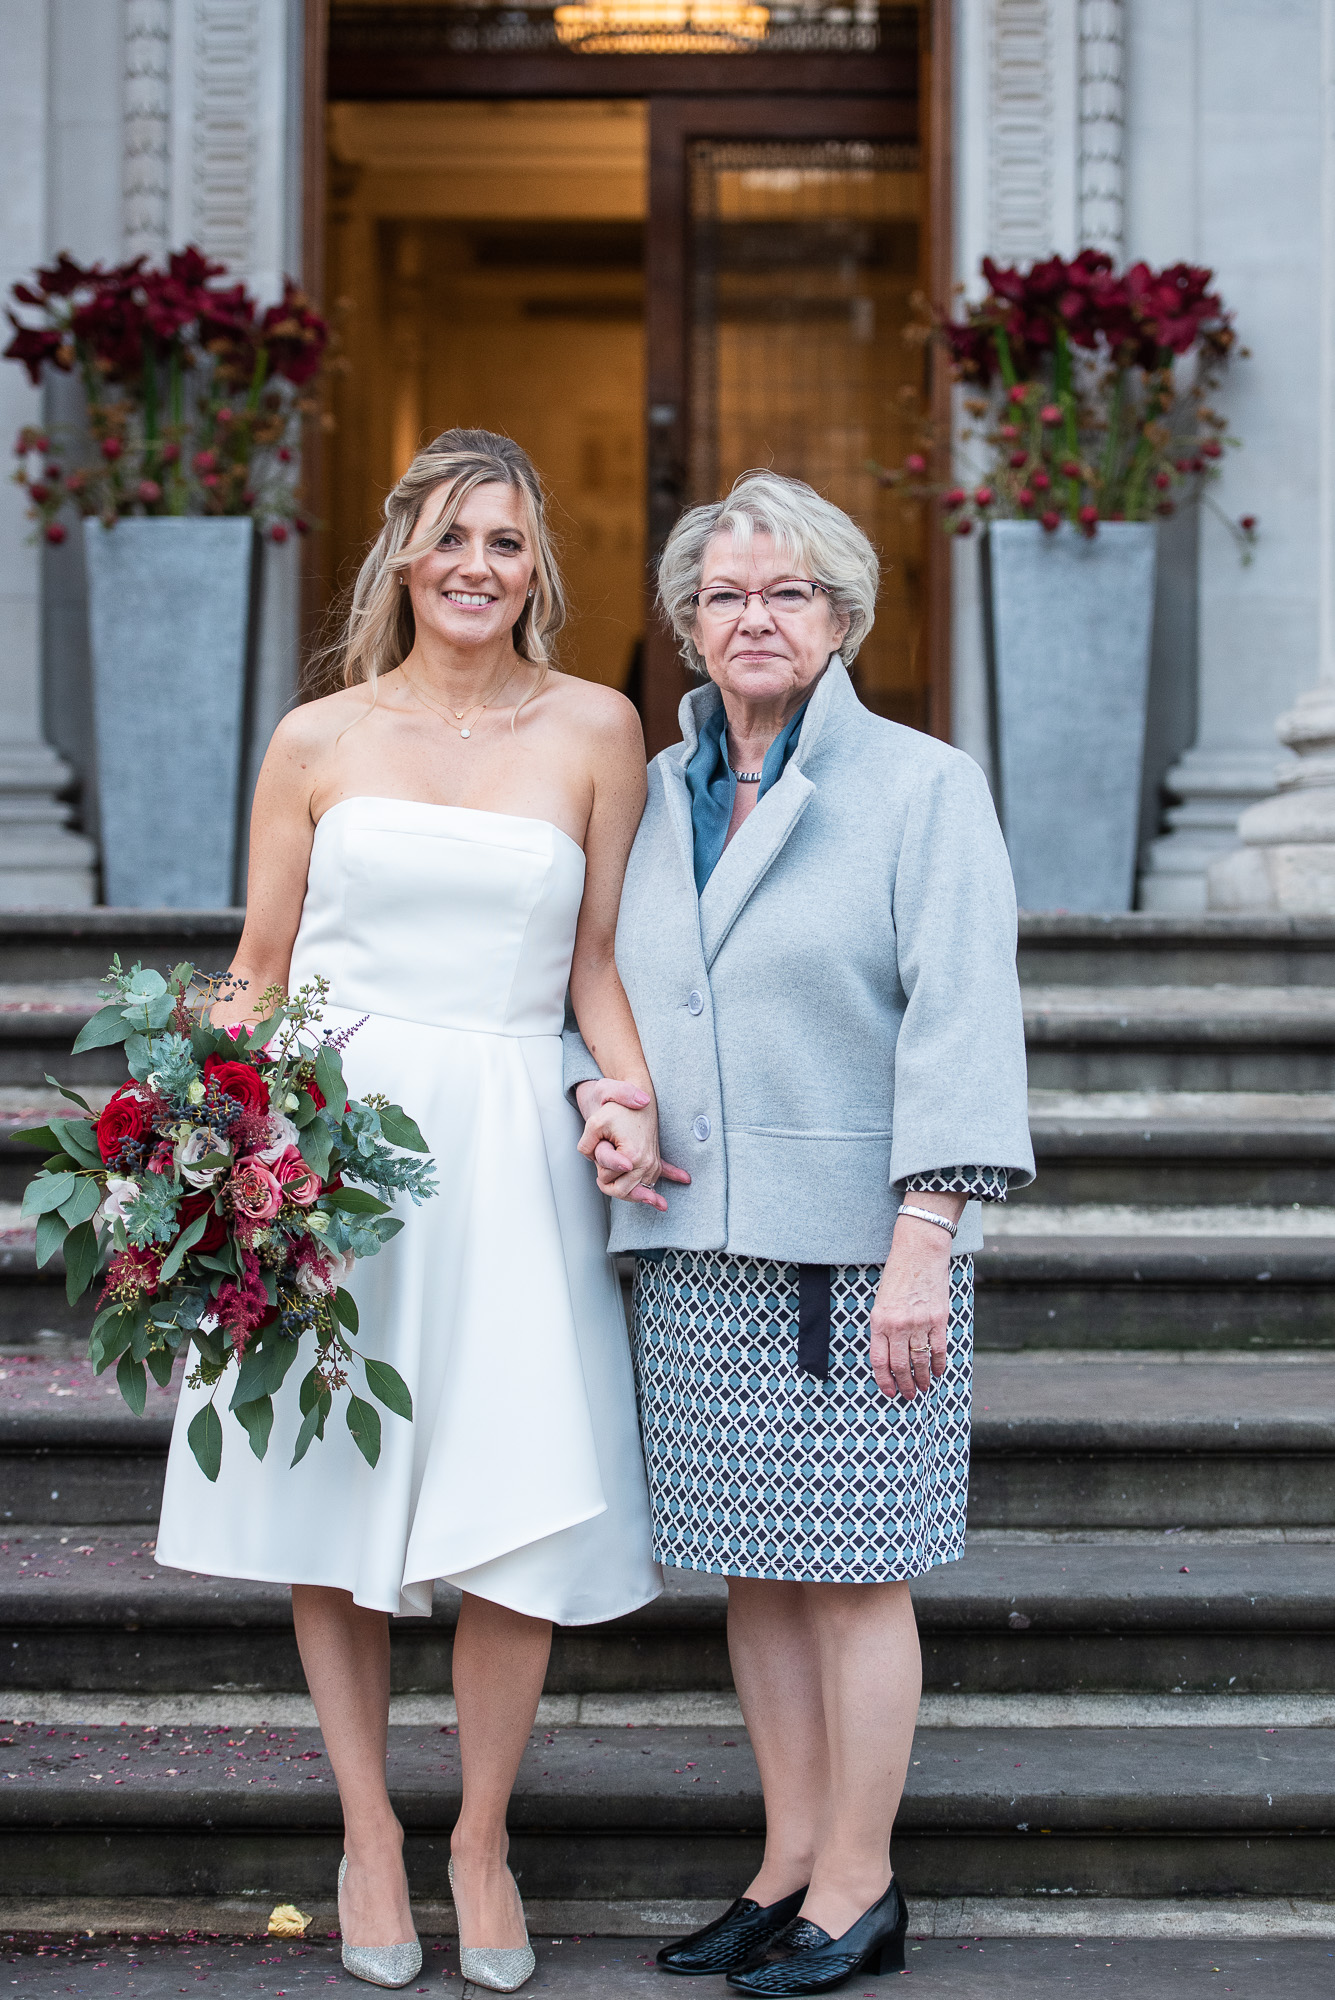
left=325, top=428, right=566, bottom=704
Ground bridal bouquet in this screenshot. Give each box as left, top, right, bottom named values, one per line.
left=18, top=961, right=437, bottom=1481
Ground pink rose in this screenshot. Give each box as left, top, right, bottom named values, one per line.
left=272, top=1144, right=321, bottom=1207
left=231, top=1156, right=283, bottom=1223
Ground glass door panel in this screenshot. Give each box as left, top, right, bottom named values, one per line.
left=688, top=139, right=927, bottom=727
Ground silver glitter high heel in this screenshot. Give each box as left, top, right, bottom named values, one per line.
left=448, top=1857, right=536, bottom=1992
left=337, top=1854, right=423, bottom=1989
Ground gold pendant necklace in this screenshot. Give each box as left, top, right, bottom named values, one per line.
left=402, top=663, right=519, bottom=739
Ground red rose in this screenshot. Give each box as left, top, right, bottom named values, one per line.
left=203, top=1056, right=270, bottom=1118
left=177, top=1187, right=227, bottom=1256
left=305, top=1078, right=326, bottom=1112
left=96, top=1084, right=151, bottom=1165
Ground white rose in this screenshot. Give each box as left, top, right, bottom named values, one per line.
left=176, top=1125, right=232, bottom=1189
left=294, top=1257, right=334, bottom=1299
left=255, top=1113, right=299, bottom=1163
left=99, top=1176, right=140, bottom=1225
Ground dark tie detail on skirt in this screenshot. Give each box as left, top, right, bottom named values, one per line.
left=797, top=1265, right=832, bottom=1380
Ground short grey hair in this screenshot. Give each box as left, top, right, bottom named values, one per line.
left=657, top=470, right=880, bottom=676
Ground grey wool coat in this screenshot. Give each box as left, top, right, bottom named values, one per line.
left=564, top=656, right=1035, bottom=1260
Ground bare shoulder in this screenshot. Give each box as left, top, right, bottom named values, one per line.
left=545, top=670, right=644, bottom=752
left=268, top=682, right=379, bottom=761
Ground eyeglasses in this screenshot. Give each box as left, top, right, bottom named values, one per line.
left=690, top=579, right=832, bottom=620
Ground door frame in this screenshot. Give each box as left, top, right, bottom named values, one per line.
left=306, top=1, right=953, bottom=741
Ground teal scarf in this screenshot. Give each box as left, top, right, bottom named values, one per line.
left=684, top=698, right=809, bottom=894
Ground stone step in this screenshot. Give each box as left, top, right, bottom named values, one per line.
left=1024, top=1090, right=1335, bottom=1206
left=2, top=1530, right=1330, bottom=1697
left=1, top=910, right=1330, bottom=992
left=1023, top=986, right=1335, bottom=1091
left=7, top=1350, right=1335, bottom=1533
left=0, top=1716, right=1329, bottom=1902
left=0, top=911, right=243, bottom=985
left=1016, top=911, right=1335, bottom=988
left=975, top=1234, right=1335, bottom=1349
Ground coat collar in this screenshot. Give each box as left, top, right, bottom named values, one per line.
left=662, top=654, right=857, bottom=968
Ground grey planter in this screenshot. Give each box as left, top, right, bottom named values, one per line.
left=984, top=519, right=1157, bottom=913
left=84, top=518, right=255, bottom=908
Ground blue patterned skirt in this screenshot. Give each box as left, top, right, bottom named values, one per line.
left=631, top=1251, right=973, bottom=1585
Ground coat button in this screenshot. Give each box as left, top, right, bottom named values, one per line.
left=688, top=990, right=704, bottom=1015
left=692, top=1115, right=712, bottom=1142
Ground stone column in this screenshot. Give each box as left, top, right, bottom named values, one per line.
left=0, top=0, right=96, bottom=905
left=1139, top=0, right=1326, bottom=910
left=1206, top=0, right=1335, bottom=912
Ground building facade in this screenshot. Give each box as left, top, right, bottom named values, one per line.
left=2, top=0, right=1333, bottom=910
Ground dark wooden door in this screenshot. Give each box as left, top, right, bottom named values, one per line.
left=641, top=93, right=927, bottom=753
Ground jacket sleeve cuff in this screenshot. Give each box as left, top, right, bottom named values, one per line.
left=898, top=1165, right=1009, bottom=1203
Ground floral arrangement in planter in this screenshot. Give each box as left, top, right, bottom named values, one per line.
left=5, top=246, right=328, bottom=544
left=881, top=250, right=1255, bottom=550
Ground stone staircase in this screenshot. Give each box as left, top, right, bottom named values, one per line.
left=1, top=909, right=1333, bottom=1933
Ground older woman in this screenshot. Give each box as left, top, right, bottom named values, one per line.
left=567, top=471, right=1033, bottom=1996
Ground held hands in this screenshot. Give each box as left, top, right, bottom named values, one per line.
left=869, top=1206, right=962, bottom=1400
left=575, top=1077, right=692, bottom=1212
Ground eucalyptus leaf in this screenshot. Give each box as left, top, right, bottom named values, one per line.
left=126, top=968, right=168, bottom=999
left=290, top=1398, right=322, bottom=1467
left=314, top=1046, right=347, bottom=1116
left=116, top=1352, right=147, bottom=1417
left=145, top=1345, right=175, bottom=1389
left=187, top=1402, right=223, bottom=1482
left=72, top=1005, right=131, bottom=1054
left=234, top=1394, right=274, bottom=1461
left=44, top=1074, right=94, bottom=1114
left=63, top=1220, right=100, bottom=1303
left=34, top=1209, right=67, bottom=1269
left=377, top=1104, right=430, bottom=1153
left=58, top=1177, right=102, bottom=1229
left=297, top=1117, right=333, bottom=1179
left=22, top=1172, right=76, bottom=1219
left=322, top=1187, right=390, bottom=1215
left=362, top=1358, right=412, bottom=1422
left=159, top=1211, right=208, bottom=1285
left=51, top=1118, right=103, bottom=1169
left=333, top=1288, right=359, bottom=1334
left=345, top=1392, right=381, bottom=1468
left=13, top=1123, right=60, bottom=1151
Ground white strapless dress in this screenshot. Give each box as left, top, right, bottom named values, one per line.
left=155, top=796, right=662, bottom=1622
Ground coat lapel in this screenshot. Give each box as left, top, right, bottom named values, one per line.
left=665, top=657, right=858, bottom=969
left=698, top=765, right=815, bottom=967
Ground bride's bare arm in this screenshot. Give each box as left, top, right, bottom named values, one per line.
left=211, top=707, right=328, bottom=1030
left=567, top=691, right=688, bottom=1210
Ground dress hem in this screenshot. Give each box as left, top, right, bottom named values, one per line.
left=153, top=1548, right=663, bottom=1625
left=655, top=1544, right=967, bottom=1586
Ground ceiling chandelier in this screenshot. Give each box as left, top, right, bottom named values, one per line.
left=553, top=0, right=770, bottom=54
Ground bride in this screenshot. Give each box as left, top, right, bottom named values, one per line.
left=154, top=428, right=682, bottom=1991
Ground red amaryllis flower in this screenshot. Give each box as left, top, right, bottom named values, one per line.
left=203, top=1055, right=270, bottom=1118
left=259, top=280, right=329, bottom=386
left=176, top=1187, right=228, bottom=1256
left=96, top=1084, right=152, bottom=1165
left=3, top=316, right=68, bottom=384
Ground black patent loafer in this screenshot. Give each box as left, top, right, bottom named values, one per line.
left=656, top=1888, right=808, bottom=1976
left=724, top=1879, right=909, bottom=1994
